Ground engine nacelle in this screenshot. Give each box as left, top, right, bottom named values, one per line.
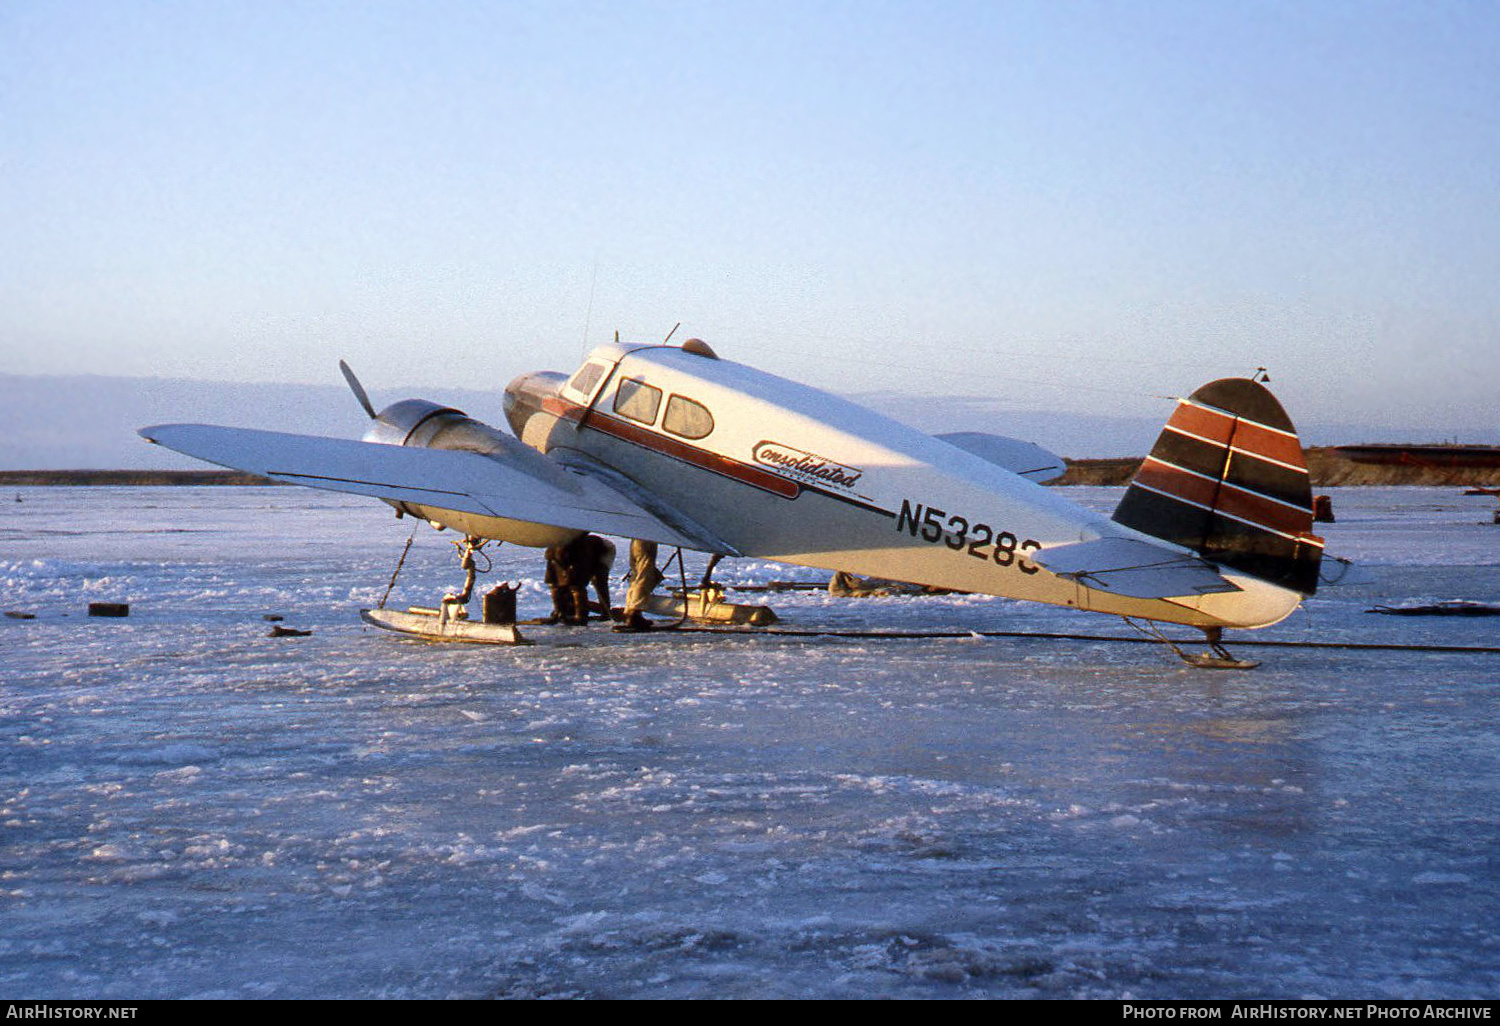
left=364, top=398, right=582, bottom=548
left=503, top=370, right=569, bottom=445
left=361, top=399, right=465, bottom=447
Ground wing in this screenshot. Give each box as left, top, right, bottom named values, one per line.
left=935, top=432, right=1067, bottom=483
left=140, top=423, right=735, bottom=553
left=1029, top=536, right=1241, bottom=599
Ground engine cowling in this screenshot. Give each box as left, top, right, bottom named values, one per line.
left=363, top=398, right=582, bottom=548
left=361, top=399, right=465, bottom=447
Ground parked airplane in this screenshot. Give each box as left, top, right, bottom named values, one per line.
left=141, top=338, right=1327, bottom=666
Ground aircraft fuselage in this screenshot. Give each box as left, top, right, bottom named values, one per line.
left=502, top=343, right=1304, bottom=631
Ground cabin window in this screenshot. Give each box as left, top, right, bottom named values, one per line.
left=613, top=377, right=662, bottom=425
left=663, top=394, right=714, bottom=440
left=568, top=362, right=605, bottom=398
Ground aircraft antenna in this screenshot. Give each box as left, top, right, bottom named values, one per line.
left=663, top=322, right=680, bottom=344
left=581, top=256, right=599, bottom=357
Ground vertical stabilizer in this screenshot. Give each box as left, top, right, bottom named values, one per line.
left=1112, top=378, right=1324, bottom=595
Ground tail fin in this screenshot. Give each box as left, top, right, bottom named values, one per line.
left=1112, top=378, right=1324, bottom=595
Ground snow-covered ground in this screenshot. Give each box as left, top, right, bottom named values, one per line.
left=2, top=486, right=1497, bottom=999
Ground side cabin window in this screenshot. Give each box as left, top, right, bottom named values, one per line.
left=567, top=362, right=605, bottom=399
left=663, top=394, right=714, bottom=440
left=613, top=377, right=662, bottom=425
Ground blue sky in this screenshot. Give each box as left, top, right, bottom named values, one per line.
left=3, top=0, right=1497, bottom=435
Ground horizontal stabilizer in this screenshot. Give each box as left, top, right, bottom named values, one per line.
left=139, top=423, right=731, bottom=552
left=1030, top=536, right=1242, bottom=599
left=936, top=432, right=1066, bottom=483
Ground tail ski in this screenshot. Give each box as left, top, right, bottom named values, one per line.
left=1111, top=378, right=1325, bottom=595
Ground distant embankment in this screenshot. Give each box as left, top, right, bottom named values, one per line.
left=1058, top=448, right=1500, bottom=487
left=5, top=447, right=1497, bottom=489
left=1054, top=458, right=1142, bottom=486
left=0, top=469, right=272, bottom=486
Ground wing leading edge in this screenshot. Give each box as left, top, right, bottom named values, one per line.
left=139, top=423, right=734, bottom=553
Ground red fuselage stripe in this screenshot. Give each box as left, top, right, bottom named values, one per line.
left=543, top=395, right=801, bottom=499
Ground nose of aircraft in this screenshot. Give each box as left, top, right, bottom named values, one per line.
left=503, top=370, right=568, bottom=439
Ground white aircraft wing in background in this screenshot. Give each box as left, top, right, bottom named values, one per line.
left=934, top=432, right=1067, bottom=483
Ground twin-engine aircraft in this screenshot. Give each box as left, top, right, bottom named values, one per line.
left=141, top=338, right=1327, bottom=665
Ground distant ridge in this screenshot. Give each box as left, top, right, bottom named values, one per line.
left=7, top=370, right=1493, bottom=473
left=1056, top=448, right=1500, bottom=487
left=0, top=469, right=272, bottom=486
left=6, top=448, right=1496, bottom=488
left=0, top=372, right=510, bottom=472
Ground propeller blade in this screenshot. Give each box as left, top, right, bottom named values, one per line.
left=339, top=360, right=377, bottom=419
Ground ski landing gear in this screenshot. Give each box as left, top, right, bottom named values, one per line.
left=630, top=549, right=778, bottom=627
left=1126, top=619, right=1260, bottom=670
left=361, top=535, right=529, bottom=645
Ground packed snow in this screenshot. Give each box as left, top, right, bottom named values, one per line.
left=2, top=486, right=1497, bottom=999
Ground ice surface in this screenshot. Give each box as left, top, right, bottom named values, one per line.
left=1, top=486, right=1497, bottom=998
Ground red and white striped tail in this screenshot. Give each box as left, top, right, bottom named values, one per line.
left=1112, top=378, right=1325, bottom=595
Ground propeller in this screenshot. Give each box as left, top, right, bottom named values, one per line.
left=339, top=360, right=377, bottom=420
